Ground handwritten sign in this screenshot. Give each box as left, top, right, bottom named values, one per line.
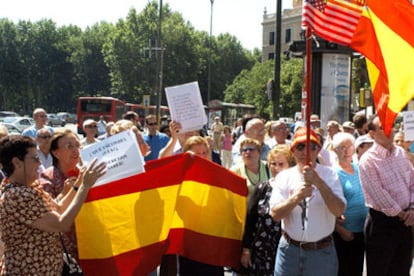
left=165, top=81, right=207, bottom=132
left=80, top=130, right=145, bottom=186
left=403, top=111, right=414, bottom=141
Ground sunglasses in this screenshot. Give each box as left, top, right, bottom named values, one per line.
left=147, top=122, right=157, bottom=126
left=241, top=146, right=258, bottom=153
left=37, top=135, right=51, bottom=139
left=85, top=125, right=97, bottom=128
left=295, top=143, right=319, bottom=152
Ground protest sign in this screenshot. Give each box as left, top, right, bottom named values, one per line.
left=165, top=81, right=207, bottom=132
left=80, top=130, right=145, bottom=186
left=403, top=111, right=414, bottom=141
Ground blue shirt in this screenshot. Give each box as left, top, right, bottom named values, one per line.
left=22, top=125, right=54, bottom=139
left=143, top=132, right=170, bottom=161
left=336, top=163, right=368, bottom=232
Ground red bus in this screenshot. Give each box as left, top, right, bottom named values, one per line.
left=77, top=96, right=126, bottom=133
left=125, top=103, right=169, bottom=126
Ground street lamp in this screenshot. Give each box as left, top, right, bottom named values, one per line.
left=272, top=0, right=282, bottom=119
left=207, top=0, right=215, bottom=105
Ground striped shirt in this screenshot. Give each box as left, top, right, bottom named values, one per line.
left=358, top=143, right=414, bottom=217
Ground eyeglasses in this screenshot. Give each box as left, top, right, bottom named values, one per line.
left=241, top=146, right=258, bottom=153
left=269, top=161, right=286, bottom=167
left=62, top=143, right=81, bottom=150
left=37, top=135, right=51, bottom=139
left=338, top=144, right=354, bottom=152
left=147, top=122, right=157, bottom=126
left=295, top=143, right=319, bottom=152
left=85, top=125, right=97, bottom=128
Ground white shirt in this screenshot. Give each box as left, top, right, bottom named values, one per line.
left=270, top=164, right=345, bottom=242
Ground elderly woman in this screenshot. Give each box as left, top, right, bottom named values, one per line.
left=39, top=129, right=84, bottom=259
left=231, top=138, right=271, bottom=199
left=332, top=132, right=367, bottom=276
left=111, top=119, right=150, bottom=157
left=240, top=144, right=295, bottom=275
left=0, top=135, right=105, bottom=274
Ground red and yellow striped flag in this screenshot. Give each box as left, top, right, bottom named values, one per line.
left=350, top=0, right=414, bottom=136
left=75, top=153, right=247, bottom=275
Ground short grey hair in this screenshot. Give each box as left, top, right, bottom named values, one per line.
left=332, top=132, right=355, bottom=149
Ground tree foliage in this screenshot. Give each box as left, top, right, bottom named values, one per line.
left=224, top=57, right=303, bottom=119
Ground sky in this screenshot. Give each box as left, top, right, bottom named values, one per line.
left=0, top=0, right=293, bottom=51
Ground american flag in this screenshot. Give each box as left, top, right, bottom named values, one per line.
left=302, top=0, right=364, bottom=45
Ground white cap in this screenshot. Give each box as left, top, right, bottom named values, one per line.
left=83, top=119, right=96, bottom=129
left=355, top=134, right=374, bottom=149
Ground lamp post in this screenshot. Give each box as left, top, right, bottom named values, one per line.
left=156, top=0, right=163, bottom=125
left=272, top=0, right=282, bottom=119
left=207, top=0, right=214, bottom=105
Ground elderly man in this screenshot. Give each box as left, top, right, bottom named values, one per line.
left=81, top=119, right=100, bottom=148
left=359, top=115, right=414, bottom=275
left=22, top=108, right=54, bottom=138
left=232, top=118, right=271, bottom=166
left=36, top=127, right=53, bottom=171
left=266, top=120, right=291, bottom=149
left=270, top=128, right=346, bottom=275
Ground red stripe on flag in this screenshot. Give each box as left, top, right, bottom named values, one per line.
left=85, top=153, right=247, bottom=202
left=80, top=241, right=168, bottom=276
left=79, top=230, right=242, bottom=275
left=164, top=228, right=242, bottom=268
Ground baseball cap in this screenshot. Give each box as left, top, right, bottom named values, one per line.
left=355, top=134, right=374, bottom=149
left=83, top=119, right=96, bottom=129
left=342, top=121, right=355, bottom=130
left=290, top=128, right=321, bottom=151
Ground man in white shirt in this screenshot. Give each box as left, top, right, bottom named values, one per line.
left=270, top=128, right=346, bottom=275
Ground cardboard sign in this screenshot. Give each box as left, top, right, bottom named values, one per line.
left=81, top=130, right=145, bottom=186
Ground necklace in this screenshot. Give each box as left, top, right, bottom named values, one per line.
left=245, top=164, right=261, bottom=186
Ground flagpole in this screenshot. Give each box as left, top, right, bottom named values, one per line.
left=305, top=26, right=312, bottom=164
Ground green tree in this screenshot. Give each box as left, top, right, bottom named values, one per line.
left=224, top=57, right=303, bottom=119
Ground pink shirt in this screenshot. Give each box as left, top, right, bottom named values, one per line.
left=222, top=135, right=232, bottom=151
left=359, top=142, right=414, bottom=217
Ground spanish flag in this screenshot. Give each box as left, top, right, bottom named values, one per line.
left=350, top=0, right=414, bottom=136
left=75, top=153, right=247, bottom=275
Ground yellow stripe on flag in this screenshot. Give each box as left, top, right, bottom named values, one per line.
left=367, top=8, right=414, bottom=114
left=76, top=181, right=246, bottom=259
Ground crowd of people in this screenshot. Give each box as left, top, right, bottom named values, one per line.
left=1, top=107, right=414, bottom=275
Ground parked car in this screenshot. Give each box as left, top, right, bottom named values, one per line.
left=57, top=112, right=77, bottom=124
left=0, top=123, right=23, bottom=134
left=2, top=117, right=35, bottom=131
left=47, top=113, right=65, bottom=127
left=0, top=111, right=20, bottom=120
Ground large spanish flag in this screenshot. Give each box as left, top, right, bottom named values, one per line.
left=350, top=0, right=414, bottom=136
left=75, top=153, right=247, bottom=275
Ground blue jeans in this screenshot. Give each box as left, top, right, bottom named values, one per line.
left=274, top=235, right=338, bottom=276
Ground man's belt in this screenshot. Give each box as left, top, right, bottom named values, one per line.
left=282, top=231, right=332, bottom=250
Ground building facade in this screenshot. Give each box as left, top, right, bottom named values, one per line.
left=262, top=0, right=303, bottom=62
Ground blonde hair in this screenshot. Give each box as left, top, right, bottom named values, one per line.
left=267, top=144, right=295, bottom=167
left=239, top=138, right=261, bottom=153
left=183, top=136, right=209, bottom=152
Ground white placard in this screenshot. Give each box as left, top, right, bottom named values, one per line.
left=403, top=111, right=414, bottom=141
left=80, top=130, right=145, bottom=186
left=165, top=81, right=207, bottom=132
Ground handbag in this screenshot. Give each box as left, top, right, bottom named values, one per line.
left=60, top=234, right=84, bottom=276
